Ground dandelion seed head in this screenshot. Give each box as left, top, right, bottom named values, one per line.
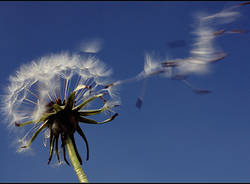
left=2, top=51, right=118, bottom=152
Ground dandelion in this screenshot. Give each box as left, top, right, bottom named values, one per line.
left=2, top=52, right=119, bottom=182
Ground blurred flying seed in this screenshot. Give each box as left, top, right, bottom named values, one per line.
left=214, top=29, right=226, bottom=36
left=239, top=2, right=250, bottom=6
left=193, top=89, right=212, bottom=94
left=136, top=97, right=143, bottom=109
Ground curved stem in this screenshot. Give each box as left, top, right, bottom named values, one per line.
left=66, top=136, right=88, bottom=183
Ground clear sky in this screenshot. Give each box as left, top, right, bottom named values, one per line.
left=1, top=1, right=250, bottom=182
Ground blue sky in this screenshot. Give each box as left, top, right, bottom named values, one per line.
left=1, top=1, right=250, bottom=182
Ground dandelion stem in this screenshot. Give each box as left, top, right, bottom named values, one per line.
left=66, top=136, right=88, bottom=183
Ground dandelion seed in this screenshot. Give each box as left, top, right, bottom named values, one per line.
left=143, top=53, right=163, bottom=77
left=213, top=29, right=226, bottom=36
left=80, top=39, right=103, bottom=54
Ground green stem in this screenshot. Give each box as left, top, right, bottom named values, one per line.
left=66, top=136, right=88, bottom=183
